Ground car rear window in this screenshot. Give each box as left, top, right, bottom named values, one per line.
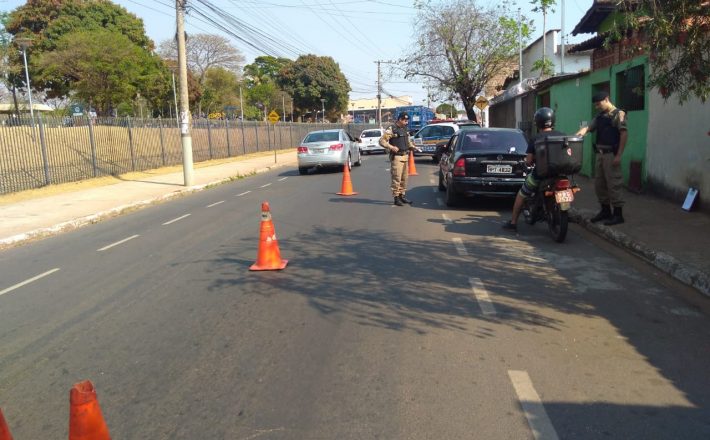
left=304, top=132, right=340, bottom=143
left=361, top=130, right=381, bottom=138
left=461, top=131, right=527, bottom=153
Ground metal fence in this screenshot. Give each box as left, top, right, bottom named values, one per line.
left=0, top=114, right=378, bottom=194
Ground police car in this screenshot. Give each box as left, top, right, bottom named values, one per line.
left=412, top=119, right=481, bottom=162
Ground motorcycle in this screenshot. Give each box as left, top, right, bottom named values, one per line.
left=522, top=172, right=580, bottom=243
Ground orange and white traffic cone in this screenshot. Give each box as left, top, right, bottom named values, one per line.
left=0, top=408, right=13, bottom=440
left=250, top=202, right=288, bottom=271
left=336, top=164, right=358, bottom=196
left=68, top=380, right=111, bottom=440
left=407, top=150, right=418, bottom=176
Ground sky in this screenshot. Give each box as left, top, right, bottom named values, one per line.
left=1, top=0, right=595, bottom=107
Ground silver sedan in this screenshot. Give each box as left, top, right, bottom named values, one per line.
left=297, top=129, right=362, bottom=175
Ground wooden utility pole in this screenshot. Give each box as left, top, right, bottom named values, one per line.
left=176, top=0, right=194, bottom=186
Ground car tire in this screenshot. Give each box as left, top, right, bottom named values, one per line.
left=354, top=151, right=362, bottom=166
left=298, top=167, right=308, bottom=175
left=445, top=178, right=459, bottom=207
left=438, top=170, right=446, bottom=191
left=347, top=153, right=352, bottom=170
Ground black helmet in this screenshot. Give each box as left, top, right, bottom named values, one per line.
left=534, top=107, right=555, bottom=129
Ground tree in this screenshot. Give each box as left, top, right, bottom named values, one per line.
left=201, top=66, right=239, bottom=115
left=402, top=0, right=528, bottom=122
left=243, top=55, right=292, bottom=87
left=158, top=33, right=244, bottom=83
left=614, top=0, right=709, bottom=103
left=530, top=0, right=556, bottom=78
left=277, top=54, right=350, bottom=121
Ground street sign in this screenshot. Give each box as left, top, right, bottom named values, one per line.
left=71, top=104, right=84, bottom=116
left=268, top=110, right=280, bottom=124
left=475, top=97, right=489, bottom=111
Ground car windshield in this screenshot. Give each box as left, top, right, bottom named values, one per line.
left=361, top=130, right=381, bottom=138
left=304, top=132, right=340, bottom=143
left=461, top=131, right=527, bottom=153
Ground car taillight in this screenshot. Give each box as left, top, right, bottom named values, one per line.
left=453, top=158, right=466, bottom=176
left=555, top=179, right=571, bottom=190
left=297, top=146, right=308, bottom=153
left=329, top=143, right=344, bottom=151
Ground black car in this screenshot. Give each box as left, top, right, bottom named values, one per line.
left=438, top=128, right=529, bottom=206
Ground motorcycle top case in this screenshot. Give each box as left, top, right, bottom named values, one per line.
left=534, top=135, right=583, bottom=178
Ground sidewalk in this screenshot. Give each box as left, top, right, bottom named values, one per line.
left=1, top=154, right=708, bottom=299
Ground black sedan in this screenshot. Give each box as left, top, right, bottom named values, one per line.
left=438, top=128, right=529, bottom=206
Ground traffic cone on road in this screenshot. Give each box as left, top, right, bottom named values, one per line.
left=407, top=150, right=418, bottom=176
left=0, top=408, right=13, bottom=440
left=250, top=201, right=288, bottom=271
left=68, top=380, right=111, bottom=440
left=336, top=164, right=358, bottom=196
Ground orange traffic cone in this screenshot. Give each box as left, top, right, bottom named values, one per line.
left=407, top=150, right=418, bottom=176
left=336, top=164, right=358, bottom=196
left=68, top=380, right=111, bottom=440
left=0, top=408, right=13, bottom=440
left=250, top=201, right=288, bottom=271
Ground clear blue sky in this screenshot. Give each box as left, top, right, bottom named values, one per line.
left=2, top=0, right=594, bottom=107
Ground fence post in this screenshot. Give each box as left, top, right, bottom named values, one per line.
left=278, top=122, right=283, bottom=149
left=37, top=113, right=50, bottom=185
left=224, top=118, right=232, bottom=157
left=207, top=119, right=213, bottom=159
left=127, top=116, right=136, bottom=171
left=158, top=116, right=166, bottom=166
left=240, top=118, right=246, bottom=155
left=86, top=115, right=98, bottom=177
left=254, top=121, right=259, bottom=152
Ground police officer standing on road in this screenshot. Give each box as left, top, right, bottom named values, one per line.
left=576, top=91, right=628, bottom=225
left=380, top=112, right=417, bottom=206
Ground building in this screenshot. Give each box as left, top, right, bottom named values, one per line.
left=347, top=96, right=413, bottom=124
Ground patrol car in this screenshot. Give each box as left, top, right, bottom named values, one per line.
left=412, top=119, right=481, bottom=162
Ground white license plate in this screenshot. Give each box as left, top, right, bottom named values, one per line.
left=313, top=148, right=325, bottom=153
left=486, top=164, right=512, bottom=174
left=555, top=189, right=575, bottom=203
left=424, top=146, right=435, bottom=152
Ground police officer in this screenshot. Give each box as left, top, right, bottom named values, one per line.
left=380, top=112, right=417, bottom=206
left=576, top=91, right=628, bottom=225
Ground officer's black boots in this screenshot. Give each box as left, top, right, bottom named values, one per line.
left=604, top=207, right=625, bottom=226
left=399, top=195, right=413, bottom=204
left=590, top=204, right=612, bottom=223
left=394, top=197, right=405, bottom=206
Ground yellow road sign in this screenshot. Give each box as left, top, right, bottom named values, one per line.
left=475, top=97, right=489, bottom=111
left=268, top=110, right=280, bottom=124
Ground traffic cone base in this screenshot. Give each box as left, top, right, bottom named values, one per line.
left=407, top=150, right=419, bottom=176
left=69, top=380, right=111, bottom=440
left=0, top=408, right=13, bottom=440
left=336, top=164, right=358, bottom=196
left=250, top=202, right=288, bottom=271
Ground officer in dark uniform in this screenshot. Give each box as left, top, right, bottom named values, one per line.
left=576, top=91, right=628, bottom=225
left=380, top=112, right=417, bottom=206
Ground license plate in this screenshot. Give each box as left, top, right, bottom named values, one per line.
left=555, top=189, right=574, bottom=203
left=424, top=146, right=435, bottom=152
left=486, top=164, right=512, bottom=174
left=313, top=148, right=325, bottom=153
left=414, top=138, right=422, bottom=145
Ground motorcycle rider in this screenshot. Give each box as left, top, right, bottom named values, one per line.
left=503, top=107, right=566, bottom=232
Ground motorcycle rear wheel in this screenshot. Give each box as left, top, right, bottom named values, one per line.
left=547, top=200, right=568, bottom=242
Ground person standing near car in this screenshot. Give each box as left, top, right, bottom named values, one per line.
left=503, top=107, right=566, bottom=232
left=575, top=91, right=628, bottom=225
left=380, top=112, right=417, bottom=206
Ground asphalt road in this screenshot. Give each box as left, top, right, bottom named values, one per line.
left=1, top=154, right=709, bottom=439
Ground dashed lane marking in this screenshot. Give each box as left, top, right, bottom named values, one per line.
left=162, top=214, right=191, bottom=225
left=207, top=201, right=225, bottom=208
left=452, top=237, right=468, bottom=256
left=469, top=277, right=496, bottom=316
left=97, top=234, right=140, bottom=252
left=0, top=268, right=60, bottom=297
left=236, top=191, right=251, bottom=197
left=508, top=370, right=560, bottom=440
left=259, top=183, right=272, bottom=188
left=278, top=177, right=288, bottom=181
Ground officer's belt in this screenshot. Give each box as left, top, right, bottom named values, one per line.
left=596, top=144, right=614, bottom=154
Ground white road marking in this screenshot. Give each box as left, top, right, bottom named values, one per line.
left=97, top=234, right=140, bottom=252
left=236, top=191, right=251, bottom=197
left=508, top=370, right=560, bottom=440
left=259, top=183, right=272, bottom=188
left=207, top=201, right=225, bottom=208
left=162, top=214, right=191, bottom=225
left=469, top=277, right=496, bottom=315
left=278, top=177, right=288, bottom=181
left=452, top=237, right=468, bottom=256
left=437, top=198, right=444, bottom=207
left=442, top=213, right=453, bottom=225
left=0, top=268, right=60, bottom=297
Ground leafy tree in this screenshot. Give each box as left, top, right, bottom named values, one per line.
left=201, top=66, right=239, bottom=115
left=613, top=0, right=709, bottom=103
left=530, top=0, right=556, bottom=77
left=243, top=55, right=292, bottom=87
left=277, top=54, right=350, bottom=122
left=531, top=58, right=554, bottom=76
left=402, top=0, right=529, bottom=121
left=436, top=103, right=456, bottom=117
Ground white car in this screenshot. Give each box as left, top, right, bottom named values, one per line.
left=357, top=128, right=385, bottom=154
left=297, top=129, right=362, bottom=175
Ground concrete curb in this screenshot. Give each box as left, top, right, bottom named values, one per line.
left=570, top=208, right=710, bottom=298
left=0, top=162, right=290, bottom=251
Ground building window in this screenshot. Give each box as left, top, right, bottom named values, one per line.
left=616, top=65, right=645, bottom=111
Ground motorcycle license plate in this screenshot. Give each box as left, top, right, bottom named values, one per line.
left=555, top=189, right=574, bottom=203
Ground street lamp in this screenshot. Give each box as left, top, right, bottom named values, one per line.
left=320, top=98, right=325, bottom=123
left=15, top=37, right=35, bottom=129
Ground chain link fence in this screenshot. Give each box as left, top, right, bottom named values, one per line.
left=0, top=115, right=378, bottom=194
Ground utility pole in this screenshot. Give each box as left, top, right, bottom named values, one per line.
left=176, top=0, right=194, bottom=186
left=15, top=37, right=35, bottom=132
left=375, top=60, right=382, bottom=126
left=560, top=0, right=566, bottom=74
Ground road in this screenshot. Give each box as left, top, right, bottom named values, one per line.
left=1, top=154, right=709, bottom=439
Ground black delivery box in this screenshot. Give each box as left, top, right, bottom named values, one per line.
left=534, top=135, right=583, bottom=178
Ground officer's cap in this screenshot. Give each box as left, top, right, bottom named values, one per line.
left=397, top=112, right=409, bottom=120
left=592, top=91, right=609, bottom=103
